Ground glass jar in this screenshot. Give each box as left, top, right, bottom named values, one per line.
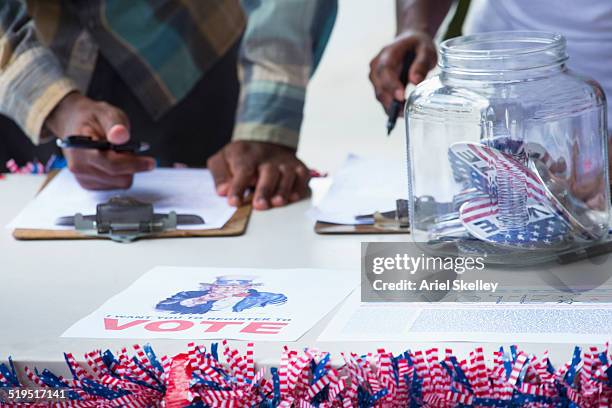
left=406, top=31, right=609, bottom=264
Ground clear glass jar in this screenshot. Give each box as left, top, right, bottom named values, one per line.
left=406, top=31, right=609, bottom=264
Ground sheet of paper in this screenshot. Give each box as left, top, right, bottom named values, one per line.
left=309, top=154, right=408, bottom=225
left=63, top=267, right=357, bottom=341
left=7, top=168, right=235, bottom=230
left=318, top=289, right=612, bottom=343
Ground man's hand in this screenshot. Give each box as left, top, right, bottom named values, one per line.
left=369, top=30, right=437, bottom=113
left=45, top=92, right=155, bottom=190
left=207, top=141, right=310, bottom=210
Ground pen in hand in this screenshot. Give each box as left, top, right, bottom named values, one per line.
left=386, top=51, right=416, bottom=136
left=57, top=135, right=150, bottom=153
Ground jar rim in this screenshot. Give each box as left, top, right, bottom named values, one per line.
left=438, top=31, right=568, bottom=75
left=440, top=31, right=566, bottom=59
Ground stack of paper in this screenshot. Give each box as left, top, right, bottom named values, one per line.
left=7, top=168, right=236, bottom=231
left=309, top=154, right=408, bottom=225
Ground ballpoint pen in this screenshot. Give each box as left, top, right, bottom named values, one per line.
left=56, top=135, right=150, bottom=153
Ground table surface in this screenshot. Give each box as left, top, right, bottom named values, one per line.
left=1, top=0, right=609, bottom=375
left=0, top=173, right=607, bottom=377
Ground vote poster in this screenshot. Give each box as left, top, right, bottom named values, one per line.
left=62, top=267, right=357, bottom=341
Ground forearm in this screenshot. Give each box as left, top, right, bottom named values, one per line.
left=0, top=0, right=78, bottom=143
left=395, top=0, right=454, bottom=37
left=234, top=0, right=337, bottom=149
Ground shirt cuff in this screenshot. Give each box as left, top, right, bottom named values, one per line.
left=0, top=47, right=79, bottom=144
left=232, top=81, right=305, bottom=150
left=232, top=123, right=300, bottom=150
left=31, top=78, right=80, bottom=143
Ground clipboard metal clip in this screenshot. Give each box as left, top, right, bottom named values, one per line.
left=56, top=196, right=204, bottom=243
left=373, top=199, right=409, bottom=230
left=356, top=199, right=410, bottom=230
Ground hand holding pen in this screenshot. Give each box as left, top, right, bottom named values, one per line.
left=385, top=51, right=416, bottom=135
left=368, top=31, right=438, bottom=134
left=45, top=93, right=156, bottom=190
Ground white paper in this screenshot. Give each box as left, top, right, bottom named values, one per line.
left=7, top=168, right=236, bottom=230
left=63, top=267, right=357, bottom=341
left=309, top=154, right=408, bottom=225
left=318, top=289, right=612, bottom=343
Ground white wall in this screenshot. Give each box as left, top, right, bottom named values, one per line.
left=298, top=0, right=407, bottom=173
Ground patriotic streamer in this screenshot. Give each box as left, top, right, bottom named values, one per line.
left=5, top=155, right=66, bottom=175
left=1, top=342, right=611, bottom=407
left=0, top=345, right=166, bottom=407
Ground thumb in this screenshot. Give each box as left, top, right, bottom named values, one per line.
left=107, top=124, right=130, bottom=145
left=409, top=44, right=435, bottom=85
left=97, top=104, right=131, bottom=144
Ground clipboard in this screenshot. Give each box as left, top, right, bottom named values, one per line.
left=314, top=221, right=409, bottom=235
left=12, top=171, right=252, bottom=241
left=314, top=198, right=410, bottom=235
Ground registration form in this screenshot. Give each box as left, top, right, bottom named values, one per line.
left=7, top=168, right=236, bottom=231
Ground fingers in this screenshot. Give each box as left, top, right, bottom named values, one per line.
left=371, top=63, right=405, bottom=113
left=409, top=43, right=436, bottom=85
left=92, top=151, right=156, bottom=176
left=370, top=54, right=400, bottom=112
left=95, top=102, right=131, bottom=144
left=207, top=152, right=232, bottom=196
left=271, top=164, right=296, bottom=207
left=227, top=167, right=255, bottom=207
left=369, top=31, right=437, bottom=112
left=75, top=171, right=134, bottom=190
left=67, top=151, right=134, bottom=190
left=253, top=164, right=280, bottom=210
left=210, top=141, right=311, bottom=209
left=65, top=148, right=155, bottom=190
left=291, top=165, right=311, bottom=202
left=250, top=164, right=310, bottom=209
left=78, top=124, right=102, bottom=139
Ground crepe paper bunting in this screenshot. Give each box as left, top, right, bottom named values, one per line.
left=1, top=342, right=611, bottom=407
left=5, top=155, right=66, bottom=175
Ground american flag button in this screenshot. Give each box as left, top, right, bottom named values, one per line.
left=448, top=143, right=492, bottom=193
left=449, top=142, right=556, bottom=207
left=452, top=187, right=488, bottom=211
left=459, top=197, right=572, bottom=250
left=455, top=240, right=551, bottom=263
left=529, top=158, right=606, bottom=240
left=428, top=216, right=470, bottom=240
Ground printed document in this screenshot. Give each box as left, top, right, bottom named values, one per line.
left=309, top=154, right=408, bottom=225
left=8, top=168, right=236, bottom=230
left=63, top=267, right=357, bottom=341
left=318, top=289, right=612, bottom=343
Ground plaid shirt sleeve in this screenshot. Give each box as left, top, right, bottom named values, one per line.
left=0, top=0, right=79, bottom=144
left=233, top=0, right=337, bottom=149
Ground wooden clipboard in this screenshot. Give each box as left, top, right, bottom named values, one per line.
left=314, top=221, right=409, bottom=235
left=12, top=171, right=252, bottom=241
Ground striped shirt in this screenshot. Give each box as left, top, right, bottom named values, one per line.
left=0, top=0, right=337, bottom=149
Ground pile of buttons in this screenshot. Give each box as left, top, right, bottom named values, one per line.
left=425, top=138, right=609, bottom=259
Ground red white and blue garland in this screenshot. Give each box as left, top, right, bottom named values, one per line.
left=5, top=156, right=66, bottom=175
left=1, top=341, right=611, bottom=407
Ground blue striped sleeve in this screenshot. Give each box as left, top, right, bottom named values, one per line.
left=233, top=0, right=337, bottom=149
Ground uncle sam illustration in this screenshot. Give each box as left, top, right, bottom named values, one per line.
left=155, top=275, right=287, bottom=314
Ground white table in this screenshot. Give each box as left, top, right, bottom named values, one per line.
left=0, top=174, right=601, bottom=378
left=2, top=1, right=609, bottom=393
